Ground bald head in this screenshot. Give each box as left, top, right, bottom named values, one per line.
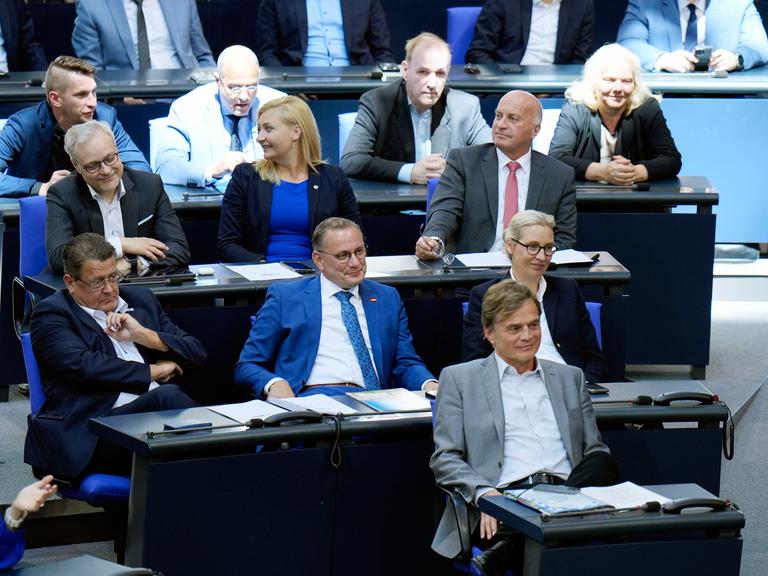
left=492, top=90, right=542, bottom=159
left=215, top=45, right=261, bottom=116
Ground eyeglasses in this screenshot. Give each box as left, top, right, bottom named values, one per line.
left=225, top=84, right=258, bottom=96
left=316, top=246, right=368, bottom=263
left=508, top=238, right=557, bottom=257
left=75, top=273, right=122, bottom=292
left=80, top=152, right=120, bottom=174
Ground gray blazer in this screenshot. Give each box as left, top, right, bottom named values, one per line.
left=340, top=81, right=492, bottom=182
left=46, top=167, right=191, bottom=274
left=430, top=356, right=608, bottom=559
left=423, top=144, right=577, bottom=250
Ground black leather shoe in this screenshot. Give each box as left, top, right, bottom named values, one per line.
left=471, top=539, right=512, bottom=576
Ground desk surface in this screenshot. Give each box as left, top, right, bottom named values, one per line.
left=480, top=484, right=744, bottom=543
left=3, top=66, right=768, bottom=102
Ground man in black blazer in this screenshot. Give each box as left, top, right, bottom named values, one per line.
left=466, top=0, right=594, bottom=65
left=416, top=90, right=576, bottom=258
left=46, top=120, right=191, bottom=275
left=255, top=0, right=394, bottom=66
left=24, top=233, right=205, bottom=481
left=0, top=0, right=46, bottom=72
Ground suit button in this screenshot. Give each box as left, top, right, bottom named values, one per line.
left=498, top=462, right=502, bottom=468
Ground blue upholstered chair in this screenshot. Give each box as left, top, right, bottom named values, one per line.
left=338, top=112, right=358, bottom=162
left=446, top=7, right=483, bottom=64
left=20, top=331, right=131, bottom=505
left=585, top=301, right=603, bottom=348
left=13, top=196, right=49, bottom=338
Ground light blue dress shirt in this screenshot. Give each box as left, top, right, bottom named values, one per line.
left=397, top=102, right=432, bottom=183
left=302, top=0, right=351, bottom=66
left=0, top=26, right=8, bottom=74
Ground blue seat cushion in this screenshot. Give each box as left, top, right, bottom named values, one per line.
left=60, top=473, right=130, bottom=505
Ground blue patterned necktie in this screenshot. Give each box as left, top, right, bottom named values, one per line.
left=684, top=3, right=698, bottom=52
left=335, top=291, right=380, bottom=390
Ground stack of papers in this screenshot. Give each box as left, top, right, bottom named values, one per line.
left=347, top=388, right=432, bottom=412
left=208, top=400, right=287, bottom=424
left=364, top=255, right=425, bottom=278
left=269, top=395, right=358, bottom=415
left=226, top=263, right=301, bottom=281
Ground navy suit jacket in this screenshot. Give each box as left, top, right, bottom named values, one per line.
left=466, top=0, right=594, bottom=64
left=234, top=276, right=434, bottom=398
left=462, top=275, right=606, bottom=383
left=0, top=0, right=46, bottom=71
left=0, top=101, right=151, bottom=197
left=24, top=286, right=207, bottom=479
left=46, top=167, right=191, bottom=274
left=255, top=0, right=395, bottom=66
left=218, top=162, right=362, bottom=263
left=72, top=0, right=214, bottom=70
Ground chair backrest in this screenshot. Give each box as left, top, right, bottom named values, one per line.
left=426, top=177, right=440, bottom=224
left=148, top=116, right=170, bottom=171
left=532, top=108, right=562, bottom=154
left=20, top=332, right=45, bottom=414
left=585, top=301, right=603, bottom=349
left=337, top=112, right=357, bottom=162
left=0, top=119, right=7, bottom=131
left=446, top=7, right=483, bottom=64
left=19, top=195, right=48, bottom=278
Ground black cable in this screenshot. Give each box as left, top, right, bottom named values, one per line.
left=721, top=400, right=735, bottom=461
left=325, top=414, right=344, bottom=469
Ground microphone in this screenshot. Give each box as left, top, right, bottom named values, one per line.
left=595, top=395, right=653, bottom=406
left=0, top=77, right=43, bottom=87
left=146, top=418, right=264, bottom=439
left=279, top=70, right=383, bottom=81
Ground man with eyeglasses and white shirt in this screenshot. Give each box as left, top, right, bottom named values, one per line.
left=46, top=120, right=190, bottom=275
left=154, top=45, right=286, bottom=188
left=24, top=233, right=205, bottom=483
left=235, top=217, right=438, bottom=399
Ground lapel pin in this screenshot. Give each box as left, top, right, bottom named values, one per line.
left=313, top=184, right=319, bottom=189
left=369, top=297, right=377, bottom=302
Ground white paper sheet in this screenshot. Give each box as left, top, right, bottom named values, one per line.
left=551, top=249, right=594, bottom=265
left=279, top=395, right=358, bottom=415
left=364, top=255, right=423, bottom=278
left=455, top=251, right=510, bottom=267
left=226, top=263, right=301, bottom=281
left=581, top=481, right=671, bottom=508
left=208, top=399, right=287, bottom=424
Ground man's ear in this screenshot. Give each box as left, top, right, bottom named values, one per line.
left=311, top=250, right=323, bottom=271
left=47, top=90, right=61, bottom=109
left=63, top=274, right=75, bottom=293
left=483, top=325, right=495, bottom=345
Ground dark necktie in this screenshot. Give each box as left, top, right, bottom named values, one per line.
left=230, top=116, right=243, bottom=152
left=684, top=3, right=698, bottom=52
left=132, top=0, right=151, bottom=70
left=335, top=291, right=380, bottom=391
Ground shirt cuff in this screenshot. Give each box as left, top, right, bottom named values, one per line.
left=474, top=486, right=496, bottom=506
left=263, top=377, right=285, bottom=396
left=397, top=163, right=414, bottom=184
left=108, top=236, right=123, bottom=258
left=420, top=379, right=438, bottom=392
left=31, top=181, right=43, bottom=195
left=204, top=166, right=215, bottom=185
left=138, top=256, right=151, bottom=274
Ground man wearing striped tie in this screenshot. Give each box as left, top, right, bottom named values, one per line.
left=235, top=217, right=438, bottom=398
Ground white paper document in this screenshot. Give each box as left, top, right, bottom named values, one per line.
left=347, top=388, right=432, bottom=412
left=581, top=481, right=671, bottom=508
left=226, top=263, right=301, bottom=281
left=208, top=400, right=287, bottom=424
left=551, top=249, right=595, bottom=265
left=277, top=395, right=358, bottom=415
left=455, top=251, right=510, bottom=267
left=364, top=255, right=424, bottom=278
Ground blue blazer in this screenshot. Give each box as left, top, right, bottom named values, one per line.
left=462, top=275, right=607, bottom=383
left=0, top=0, right=46, bottom=71
left=24, top=286, right=207, bottom=480
left=466, top=0, right=594, bottom=64
left=217, top=162, right=362, bottom=263
left=255, top=0, right=395, bottom=66
left=0, top=520, right=24, bottom=571
left=618, top=0, right=768, bottom=71
left=234, top=276, right=434, bottom=398
left=72, top=0, right=215, bottom=70
left=0, top=101, right=151, bottom=197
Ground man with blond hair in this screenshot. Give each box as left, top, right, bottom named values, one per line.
left=341, top=32, right=491, bottom=184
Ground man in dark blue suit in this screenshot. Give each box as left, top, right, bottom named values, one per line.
left=24, top=233, right=206, bottom=482
left=254, top=0, right=395, bottom=66
left=0, top=0, right=46, bottom=72
left=235, top=217, right=437, bottom=398
left=466, top=0, right=594, bottom=65
left=0, top=55, right=150, bottom=197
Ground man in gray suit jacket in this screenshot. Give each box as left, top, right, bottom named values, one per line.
left=46, top=121, right=190, bottom=275
left=416, top=90, right=576, bottom=258
left=431, top=280, right=617, bottom=575
left=340, top=32, right=491, bottom=184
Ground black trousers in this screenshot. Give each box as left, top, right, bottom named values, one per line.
left=80, top=384, right=198, bottom=480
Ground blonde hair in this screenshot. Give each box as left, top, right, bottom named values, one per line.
left=503, top=210, right=555, bottom=243
left=44, top=55, right=95, bottom=96
left=254, top=96, right=324, bottom=184
left=565, top=43, right=656, bottom=115
left=404, top=32, right=451, bottom=62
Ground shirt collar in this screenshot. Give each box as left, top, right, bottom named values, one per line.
left=508, top=269, right=548, bottom=300
left=77, top=296, right=129, bottom=324
left=319, top=273, right=361, bottom=301
left=87, top=178, right=126, bottom=205
left=678, top=0, right=703, bottom=11
left=494, top=352, right=543, bottom=382
left=406, top=95, right=433, bottom=119
left=496, top=147, right=532, bottom=174
left=533, top=0, right=561, bottom=6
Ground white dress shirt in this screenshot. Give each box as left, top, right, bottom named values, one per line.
left=678, top=0, right=706, bottom=47
left=494, top=354, right=571, bottom=488
left=88, top=181, right=127, bottom=258
left=123, top=0, right=183, bottom=69
left=521, top=0, right=561, bottom=65
left=507, top=271, right=566, bottom=366
left=77, top=296, right=159, bottom=408
left=490, top=147, right=532, bottom=252
left=397, top=98, right=433, bottom=184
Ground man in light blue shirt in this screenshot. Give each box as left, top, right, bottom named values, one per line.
left=154, top=46, right=286, bottom=188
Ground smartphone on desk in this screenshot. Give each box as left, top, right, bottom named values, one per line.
left=282, top=261, right=315, bottom=275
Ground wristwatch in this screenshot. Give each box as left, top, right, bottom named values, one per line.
left=4, top=507, right=27, bottom=531
left=125, top=256, right=139, bottom=274
left=736, top=52, right=744, bottom=71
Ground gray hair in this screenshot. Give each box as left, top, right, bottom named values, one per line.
left=312, top=217, right=362, bottom=251
left=63, top=120, right=116, bottom=164
left=63, top=233, right=116, bottom=278
left=503, top=210, right=555, bottom=242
